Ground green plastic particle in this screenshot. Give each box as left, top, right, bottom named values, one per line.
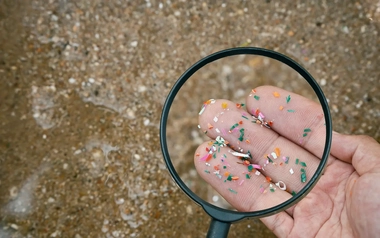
left=241, top=103, right=245, bottom=106
left=300, top=161, right=307, bottom=167
left=268, top=157, right=273, bottom=163
left=223, top=165, right=227, bottom=169
left=304, top=128, right=311, bottom=132
left=228, top=188, right=237, bottom=194
left=213, top=153, right=216, bottom=158
left=285, top=156, right=289, bottom=164
left=247, top=164, right=253, bottom=172
left=254, top=95, right=260, bottom=100
left=246, top=174, right=251, bottom=179
left=295, top=158, right=299, bottom=164
left=230, top=123, right=239, bottom=131
left=205, top=170, right=210, bottom=174
left=270, top=188, right=275, bottom=192
left=242, top=115, right=249, bottom=120
left=223, top=154, right=227, bottom=158
left=286, top=95, right=291, bottom=103
left=227, top=175, right=232, bottom=181
left=287, top=109, right=295, bottom=113
left=300, top=168, right=305, bottom=173
left=303, top=133, right=308, bottom=137
left=291, top=191, right=297, bottom=196
left=301, top=172, right=307, bottom=183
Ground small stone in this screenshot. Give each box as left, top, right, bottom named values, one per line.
left=69, top=78, right=77, bottom=84
left=130, top=41, right=138, bottom=47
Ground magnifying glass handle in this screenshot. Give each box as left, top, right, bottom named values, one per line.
left=206, top=219, right=231, bottom=238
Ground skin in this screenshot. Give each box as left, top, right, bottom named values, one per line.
left=194, top=86, right=380, bottom=238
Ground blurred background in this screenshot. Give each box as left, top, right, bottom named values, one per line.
left=0, top=0, right=379, bottom=237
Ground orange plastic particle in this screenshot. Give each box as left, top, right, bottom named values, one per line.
left=266, top=176, right=272, bottom=182
left=268, top=121, right=274, bottom=127
left=196, top=153, right=200, bottom=156
left=206, top=154, right=212, bottom=161
left=244, top=160, right=250, bottom=165
left=231, top=176, right=239, bottom=180
left=214, top=165, right=219, bottom=170
left=246, top=139, right=250, bottom=144
left=221, top=102, right=228, bottom=109
left=238, top=120, right=243, bottom=125
left=279, top=105, right=284, bottom=111
left=255, top=109, right=260, bottom=116
left=252, top=89, right=257, bottom=93
left=224, top=171, right=230, bottom=177
left=208, top=123, right=214, bottom=129
left=236, top=103, right=242, bottom=108
left=273, top=91, right=280, bottom=98
left=275, top=147, right=280, bottom=157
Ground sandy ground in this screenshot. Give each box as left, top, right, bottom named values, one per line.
left=0, top=1, right=379, bottom=237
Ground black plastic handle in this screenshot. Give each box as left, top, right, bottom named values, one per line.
left=206, top=219, right=231, bottom=238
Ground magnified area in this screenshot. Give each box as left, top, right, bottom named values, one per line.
left=166, top=55, right=326, bottom=210
left=194, top=85, right=325, bottom=211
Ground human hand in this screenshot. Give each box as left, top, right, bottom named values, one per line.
left=194, top=86, right=380, bottom=238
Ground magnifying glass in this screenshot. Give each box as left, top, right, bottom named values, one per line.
left=160, top=47, right=332, bottom=237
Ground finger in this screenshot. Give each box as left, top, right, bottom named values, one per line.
left=198, top=99, right=319, bottom=193
left=246, top=86, right=326, bottom=159
left=194, top=141, right=294, bottom=212
left=331, top=132, right=380, bottom=175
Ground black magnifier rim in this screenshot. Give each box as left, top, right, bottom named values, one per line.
left=160, top=47, right=332, bottom=222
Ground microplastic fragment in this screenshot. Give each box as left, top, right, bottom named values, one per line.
left=229, top=151, right=250, bottom=158
left=258, top=112, right=265, bottom=119
left=285, top=156, right=289, bottom=164
left=300, top=168, right=305, bottom=173
left=295, top=158, right=299, bottom=164
left=224, top=171, right=230, bottom=177
left=273, top=91, right=280, bottom=98
left=213, top=116, right=218, bottom=122
left=252, top=164, right=262, bottom=169
left=230, top=123, right=239, bottom=131
left=291, top=191, right=297, bottom=196
left=232, top=176, right=239, bottom=180
left=301, top=172, right=307, bottom=183
left=287, top=109, right=295, bottom=113
left=279, top=105, right=284, bottom=111
left=270, top=187, right=275, bottom=192
left=304, top=128, right=312, bottom=132
left=274, top=147, right=280, bottom=157
left=266, top=176, right=272, bottom=182
left=246, top=174, right=251, bottom=179
left=205, top=163, right=211, bottom=166
left=208, top=123, right=213, bottom=129
left=275, top=181, right=287, bottom=190
left=215, top=128, right=220, bottom=133
left=251, top=89, right=256, bottom=93
left=289, top=168, right=294, bottom=174
left=198, top=125, right=201, bottom=129
left=254, top=95, right=260, bottom=100
left=238, top=128, right=244, bottom=141
left=300, top=161, right=307, bottom=167
left=286, top=95, right=291, bottom=104
left=271, top=152, right=277, bottom=159
left=200, top=154, right=212, bottom=161
left=223, top=166, right=227, bottom=169
left=242, top=115, right=249, bottom=120
left=228, top=188, right=237, bottom=194
left=236, top=103, right=242, bottom=108
left=239, top=180, right=245, bottom=185
left=199, top=106, right=206, bottom=115
left=205, top=170, right=210, bottom=173
left=227, top=175, right=232, bottom=181
left=222, top=102, right=228, bottom=109
left=303, top=133, right=308, bottom=137
left=213, top=153, right=216, bottom=158
left=255, top=170, right=261, bottom=176
left=248, top=165, right=253, bottom=172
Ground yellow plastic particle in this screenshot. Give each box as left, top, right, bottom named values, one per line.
left=221, top=102, right=228, bottom=109
left=273, top=91, right=280, bottom=98
left=279, top=105, right=284, bottom=111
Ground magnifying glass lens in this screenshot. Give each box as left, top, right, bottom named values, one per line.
left=166, top=55, right=326, bottom=212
